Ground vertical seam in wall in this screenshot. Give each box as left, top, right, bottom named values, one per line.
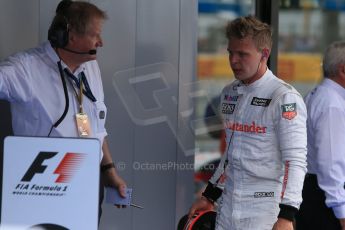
left=38, top=0, right=40, bottom=44
left=131, top=0, right=138, bottom=229
left=175, top=0, right=182, bottom=226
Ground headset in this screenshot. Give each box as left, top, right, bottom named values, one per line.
left=47, top=0, right=73, bottom=136
left=48, top=0, right=97, bottom=55
left=48, top=0, right=73, bottom=48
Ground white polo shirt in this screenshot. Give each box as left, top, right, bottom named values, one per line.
left=305, top=78, right=345, bottom=218
left=0, top=42, right=107, bottom=152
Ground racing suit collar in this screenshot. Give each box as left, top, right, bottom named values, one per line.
left=237, top=68, right=272, bottom=94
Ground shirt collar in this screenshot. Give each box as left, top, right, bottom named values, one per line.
left=43, top=41, right=86, bottom=75
left=323, top=78, right=345, bottom=99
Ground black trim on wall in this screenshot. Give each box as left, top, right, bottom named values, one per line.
left=255, top=0, right=279, bottom=75
left=0, top=100, right=13, bottom=222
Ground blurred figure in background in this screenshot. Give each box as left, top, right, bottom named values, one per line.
left=296, top=41, right=345, bottom=230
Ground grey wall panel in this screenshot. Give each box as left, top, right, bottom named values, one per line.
left=0, top=0, right=39, bottom=58
left=133, top=0, right=181, bottom=229
left=94, top=0, right=137, bottom=229
left=136, top=1, right=179, bottom=67
left=175, top=0, right=198, bottom=226
left=39, top=0, right=60, bottom=43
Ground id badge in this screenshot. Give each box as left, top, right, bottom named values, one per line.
left=75, top=113, right=91, bottom=137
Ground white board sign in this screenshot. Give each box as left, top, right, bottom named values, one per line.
left=1, top=136, right=101, bottom=230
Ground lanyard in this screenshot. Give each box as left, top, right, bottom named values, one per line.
left=64, top=69, right=97, bottom=103
left=79, top=72, right=96, bottom=102
left=65, top=71, right=84, bottom=113
left=64, top=70, right=92, bottom=137
left=78, top=79, right=84, bottom=113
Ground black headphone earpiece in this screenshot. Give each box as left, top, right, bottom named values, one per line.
left=48, top=16, right=69, bottom=48
left=48, top=0, right=73, bottom=48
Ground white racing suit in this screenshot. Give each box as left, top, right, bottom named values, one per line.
left=203, top=69, right=307, bottom=230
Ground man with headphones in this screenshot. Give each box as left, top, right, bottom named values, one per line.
left=188, top=16, right=307, bottom=230
left=0, top=0, right=127, bottom=221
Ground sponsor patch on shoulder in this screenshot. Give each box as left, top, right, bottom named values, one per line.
left=254, top=192, right=274, bottom=198
left=250, top=97, right=271, bottom=107
left=281, top=103, right=297, bottom=120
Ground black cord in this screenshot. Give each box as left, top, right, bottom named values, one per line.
left=48, top=60, right=70, bottom=136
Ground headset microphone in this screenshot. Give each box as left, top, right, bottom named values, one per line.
left=62, top=47, right=97, bottom=55
left=89, top=49, right=97, bottom=55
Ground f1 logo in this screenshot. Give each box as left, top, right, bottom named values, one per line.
left=21, top=151, right=85, bottom=183
left=21, top=151, right=57, bottom=182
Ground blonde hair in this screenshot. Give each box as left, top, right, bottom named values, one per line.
left=226, top=15, right=272, bottom=51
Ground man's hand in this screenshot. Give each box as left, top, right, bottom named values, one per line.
left=114, top=182, right=127, bottom=208
left=188, top=197, right=214, bottom=219
left=101, top=139, right=127, bottom=208
left=272, top=218, right=293, bottom=230
left=117, top=183, right=127, bottom=198
left=339, top=218, right=345, bottom=230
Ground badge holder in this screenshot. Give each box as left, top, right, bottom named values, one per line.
left=75, top=80, right=91, bottom=137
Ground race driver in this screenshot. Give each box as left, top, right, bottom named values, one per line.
left=188, top=16, right=307, bottom=230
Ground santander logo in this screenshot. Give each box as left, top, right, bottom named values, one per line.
left=224, top=121, right=267, bottom=134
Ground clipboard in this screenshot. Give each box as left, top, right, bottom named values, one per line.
left=105, top=187, right=144, bottom=209
left=106, top=187, right=132, bottom=206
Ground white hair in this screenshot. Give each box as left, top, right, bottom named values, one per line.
left=323, top=41, right=345, bottom=78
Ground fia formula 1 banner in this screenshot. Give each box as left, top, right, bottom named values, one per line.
left=1, top=136, right=101, bottom=230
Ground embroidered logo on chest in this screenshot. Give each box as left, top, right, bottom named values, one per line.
left=250, top=97, right=271, bottom=107
left=221, top=103, right=235, bottom=114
